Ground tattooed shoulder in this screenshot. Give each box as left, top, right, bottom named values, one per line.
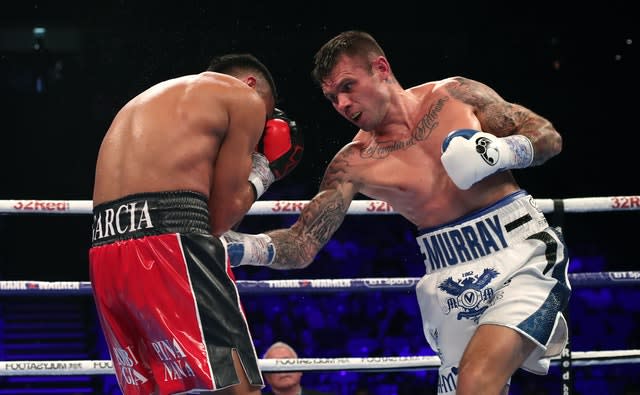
left=444, top=76, right=499, bottom=110
left=446, top=76, right=525, bottom=135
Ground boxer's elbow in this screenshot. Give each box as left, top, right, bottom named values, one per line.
left=210, top=195, right=253, bottom=236
left=531, top=125, right=563, bottom=166
left=541, top=129, right=563, bottom=164
left=543, top=120, right=563, bottom=154
left=551, top=131, right=563, bottom=155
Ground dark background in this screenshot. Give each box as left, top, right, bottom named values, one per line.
left=0, top=3, right=638, bottom=394
left=0, top=2, right=636, bottom=281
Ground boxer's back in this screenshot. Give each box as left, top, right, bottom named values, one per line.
left=93, top=73, right=239, bottom=206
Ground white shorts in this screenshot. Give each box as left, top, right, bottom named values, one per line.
left=415, top=190, right=571, bottom=393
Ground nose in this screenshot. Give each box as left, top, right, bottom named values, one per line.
left=335, top=94, right=351, bottom=113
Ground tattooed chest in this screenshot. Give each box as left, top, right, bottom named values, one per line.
left=361, top=97, right=449, bottom=159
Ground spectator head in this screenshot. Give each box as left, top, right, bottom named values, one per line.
left=263, top=341, right=303, bottom=394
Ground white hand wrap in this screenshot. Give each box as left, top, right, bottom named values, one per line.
left=440, top=129, right=534, bottom=190
left=221, top=230, right=275, bottom=267
left=248, top=152, right=276, bottom=199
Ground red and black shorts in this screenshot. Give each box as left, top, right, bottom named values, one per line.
left=89, top=190, right=263, bottom=394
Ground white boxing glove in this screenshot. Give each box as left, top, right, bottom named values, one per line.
left=440, top=129, right=534, bottom=190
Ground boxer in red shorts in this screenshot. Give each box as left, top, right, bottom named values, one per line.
left=89, top=54, right=303, bottom=395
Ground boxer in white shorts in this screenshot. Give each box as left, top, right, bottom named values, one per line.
left=220, top=31, right=570, bottom=394
left=416, top=190, right=571, bottom=393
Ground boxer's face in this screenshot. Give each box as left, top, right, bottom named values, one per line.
left=321, top=54, right=389, bottom=131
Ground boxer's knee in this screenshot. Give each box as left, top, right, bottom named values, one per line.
left=456, top=362, right=509, bottom=394
left=456, top=360, right=488, bottom=394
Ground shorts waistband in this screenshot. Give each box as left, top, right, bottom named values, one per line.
left=416, top=190, right=548, bottom=274
left=91, top=190, right=211, bottom=246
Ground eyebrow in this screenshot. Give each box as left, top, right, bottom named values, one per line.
left=323, top=77, right=351, bottom=97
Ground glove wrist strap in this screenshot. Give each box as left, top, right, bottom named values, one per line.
left=222, top=230, right=275, bottom=267
left=249, top=152, right=275, bottom=199
left=248, top=174, right=267, bottom=199
left=501, top=135, right=534, bottom=169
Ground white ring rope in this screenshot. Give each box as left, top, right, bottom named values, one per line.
left=0, top=196, right=639, bottom=215
left=1, top=196, right=638, bottom=388
left=2, top=272, right=639, bottom=296
left=0, top=350, right=638, bottom=376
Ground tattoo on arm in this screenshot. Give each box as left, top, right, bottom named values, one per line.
left=268, top=147, right=354, bottom=269
left=508, top=112, right=562, bottom=165
left=447, top=76, right=562, bottom=165
left=268, top=189, right=349, bottom=269
left=320, top=148, right=351, bottom=190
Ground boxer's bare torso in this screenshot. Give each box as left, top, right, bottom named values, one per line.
left=93, top=72, right=271, bottom=234
left=335, top=78, right=520, bottom=229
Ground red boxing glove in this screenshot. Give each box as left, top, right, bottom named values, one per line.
left=257, top=108, right=304, bottom=180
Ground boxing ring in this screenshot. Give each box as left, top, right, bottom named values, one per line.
left=1, top=196, right=639, bottom=394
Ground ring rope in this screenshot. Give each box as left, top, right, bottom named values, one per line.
left=2, top=198, right=638, bottom=390
left=1, top=350, right=638, bottom=376
left=1, top=272, right=638, bottom=296
left=0, top=196, right=639, bottom=215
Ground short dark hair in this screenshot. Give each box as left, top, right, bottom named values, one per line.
left=312, top=30, right=386, bottom=87
left=207, top=53, right=278, bottom=102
